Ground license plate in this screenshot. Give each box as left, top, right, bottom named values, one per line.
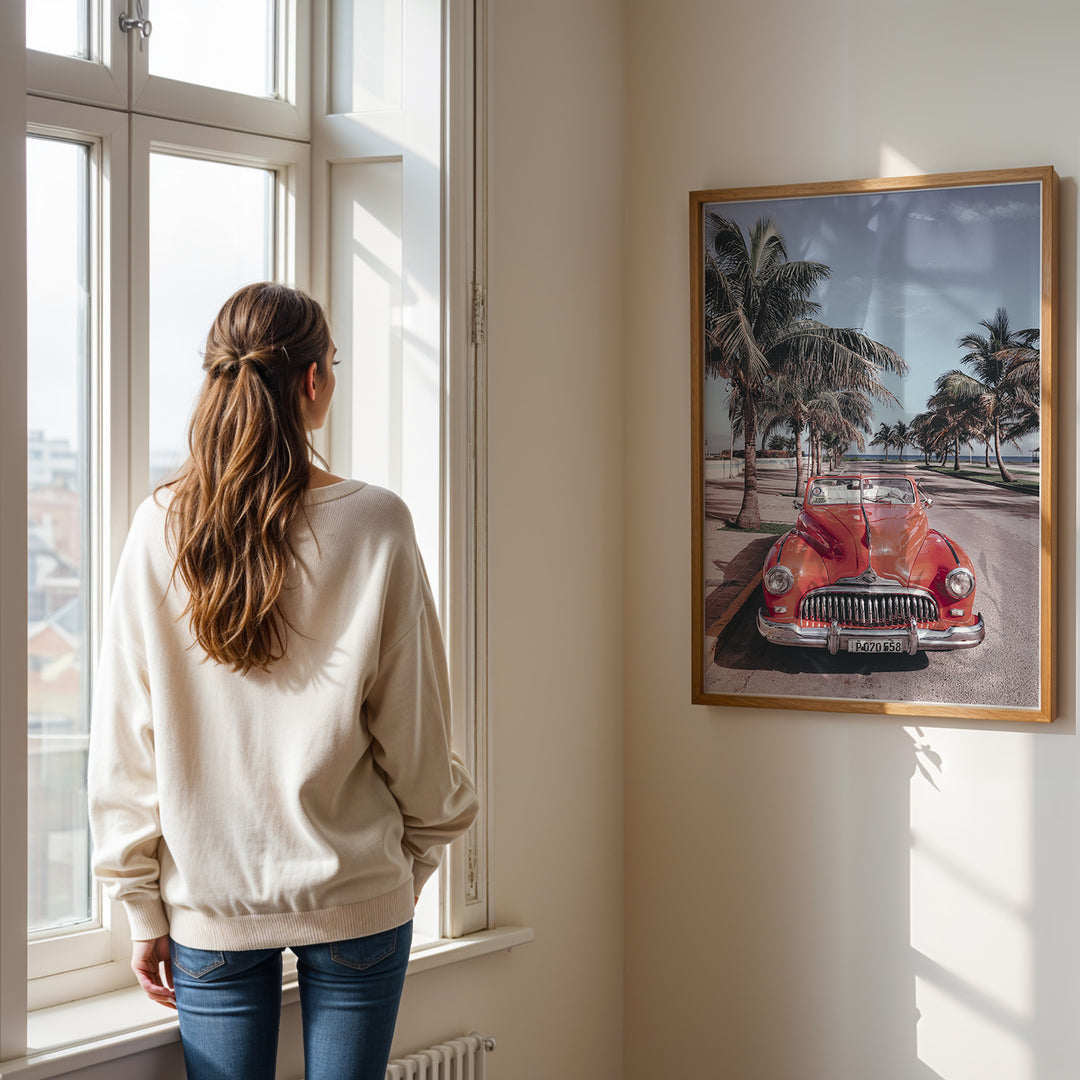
left=849, top=639, right=903, bottom=654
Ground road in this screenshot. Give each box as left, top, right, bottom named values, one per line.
left=703, top=465, right=1042, bottom=712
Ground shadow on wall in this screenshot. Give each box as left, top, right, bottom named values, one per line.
left=700, top=715, right=1072, bottom=1079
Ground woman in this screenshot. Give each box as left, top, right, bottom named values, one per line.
left=88, top=283, right=478, bottom=1080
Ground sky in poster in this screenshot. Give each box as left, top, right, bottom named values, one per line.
left=703, top=181, right=1042, bottom=455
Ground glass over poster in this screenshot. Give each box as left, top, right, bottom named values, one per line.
left=690, top=168, right=1057, bottom=722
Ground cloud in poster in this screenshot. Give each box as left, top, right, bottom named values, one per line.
left=907, top=198, right=1037, bottom=226
left=952, top=198, right=1038, bottom=224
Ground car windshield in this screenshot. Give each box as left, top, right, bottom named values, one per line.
left=807, top=477, right=916, bottom=506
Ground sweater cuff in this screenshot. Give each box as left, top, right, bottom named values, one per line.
left=124, top=897, right=170, bottom=941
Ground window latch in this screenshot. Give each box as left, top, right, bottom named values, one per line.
left=119, top=0, right=152, bottom=38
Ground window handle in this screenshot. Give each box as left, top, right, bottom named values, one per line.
left=119, top=0, right=152, bottom=38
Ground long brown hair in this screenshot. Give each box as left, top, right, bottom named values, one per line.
left=160, top=282, right=332, bottom=674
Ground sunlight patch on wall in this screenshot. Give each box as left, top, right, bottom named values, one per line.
left=914, top=976, right=1032, bottom=1079
left=909, top=729, right=1034, bottom=1079
left=880, top=144, right=924, bottom=179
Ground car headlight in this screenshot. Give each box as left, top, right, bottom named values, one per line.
left=945, top=567, right=975, bottom=599
left=764, top=565, right=795, bottom=596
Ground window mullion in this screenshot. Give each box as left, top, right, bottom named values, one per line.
left=1, top=2, right=29, bottom=1061
left=127, top=116, right=151, bottom=508
left=445, top=0, right=489, bottom=938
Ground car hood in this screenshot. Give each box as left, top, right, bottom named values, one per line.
left=796, top=504, right=928, bottom=584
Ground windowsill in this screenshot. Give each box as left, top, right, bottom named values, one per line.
left=1, top=927, right=533, bottom=1080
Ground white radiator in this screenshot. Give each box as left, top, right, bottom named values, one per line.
left=385, top=1033, right=496, bottom=1080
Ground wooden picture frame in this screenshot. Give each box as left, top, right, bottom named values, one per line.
left=690, top=167, right=1057, bottom=721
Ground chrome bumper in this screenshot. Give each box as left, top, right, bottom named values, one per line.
left=757, top=610, right=985, bottom=655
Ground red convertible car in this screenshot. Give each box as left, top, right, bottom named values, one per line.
left=757, top=475, right=985, bottom=655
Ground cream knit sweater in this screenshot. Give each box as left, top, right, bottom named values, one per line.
left=88, top=480, right=478, bottom=950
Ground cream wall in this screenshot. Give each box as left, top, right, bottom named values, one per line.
left=624, top=1, right=1078, bottom=1079
left=2, top=0, right=627, bottom=1077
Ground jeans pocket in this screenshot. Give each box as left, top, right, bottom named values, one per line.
left=328, top=927, right=400, bottom=971
left=170, top=942, right=226, bottom=979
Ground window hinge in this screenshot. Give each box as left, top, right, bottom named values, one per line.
left=467, top=839, right=479, bottom=893
left=471, top=282, right=487, bottom=345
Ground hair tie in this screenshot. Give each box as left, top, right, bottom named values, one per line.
left=204, top=351, right=267, bottom=378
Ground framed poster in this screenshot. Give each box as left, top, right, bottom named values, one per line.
left=690, top=167, right=1057, bottom=721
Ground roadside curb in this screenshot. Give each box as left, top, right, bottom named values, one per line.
left=916, top=465, right=1040, bottom=495
left=706, top=571, right=763, bottom=649
left=703, top=530, right=780, bottom=647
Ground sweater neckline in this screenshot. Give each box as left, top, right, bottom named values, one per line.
left=303, top=479, right=366, bottom=505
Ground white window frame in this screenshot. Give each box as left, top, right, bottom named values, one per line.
left=24, top=96, right=130, bottom=999
left=27, top=0, right=311, bottom=138
left=441, top=0, right=490, bottom=940
left=129, top=0, right=311, bottom=140
left=23, top=112, right=310, bottom=1014
left=0, top=9, right=30, bottom=1062
left=310, top=0, right=490, bottom=942
left=26, top=0, right=128, bottom=111
left=2, top=0, right=493, bottom=1057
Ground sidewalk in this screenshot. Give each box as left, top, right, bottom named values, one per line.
left=702, top=470, right=801, bottom=638
left=703, top=530, right=779, bottom=638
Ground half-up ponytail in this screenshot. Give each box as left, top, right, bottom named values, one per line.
left=159, top=282, right=332, bottom=674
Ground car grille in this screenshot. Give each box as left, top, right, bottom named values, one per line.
left=800, top=590, right=939, bottom=627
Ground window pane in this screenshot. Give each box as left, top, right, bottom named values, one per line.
left=26, top=136, right=93, bottom=933
left=26, top=0, right=89, bottom=58
left=149, top=154, right=274, bottom=487
left=149, top=0, right=277, bottom=99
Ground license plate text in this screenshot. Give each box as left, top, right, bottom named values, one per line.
left=849, top=639, right=904, bottom=654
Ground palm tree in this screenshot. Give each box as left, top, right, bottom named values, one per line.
left=766, top=433, right=796, bottom=452
left=999, top=340, right=1041, bottom=451
left=999, top=337, right=1040, bottom=408
left=927, top=380, right=981, bottom=472
left=892, top=419, right=910, bottom=461
left=870, top=421, right=894, bottom=462
left=757, top=355, right=894, bottom=496
left=756, top=373, right=814, bottom=495
left=777, top=325, right=904, bottom=481
left=820, top=430, right=850, bottom=471
left=703, top=214, right=907, bottom=528
left=909, top=412, right=940, bottom=465
left=936, top=308, right=1039, bottom=482
left=805, top=386, right=873, bottom=476
left=704, top=215, right=827, bottom=528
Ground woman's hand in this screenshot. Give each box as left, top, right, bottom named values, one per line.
left=131, top=935, right=176, bottom=1009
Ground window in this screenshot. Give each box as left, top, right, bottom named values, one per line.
left=147, top=0, right=277, bottom=98
left=147, top=153, right=274, bottom=483
left=23, top=98, right=127, bottom=1003
left=3, top=0, right=489, bottom=1056
left=311, top=0, right=489, bottom=942
left=26, top=135, right=93, bottom=938
left=26, top=1, right=90, bottom=59
left=21, top=96, right=309, bottom=1010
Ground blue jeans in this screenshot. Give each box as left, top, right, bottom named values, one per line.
left=170, top=921, right=412, bottom=1080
